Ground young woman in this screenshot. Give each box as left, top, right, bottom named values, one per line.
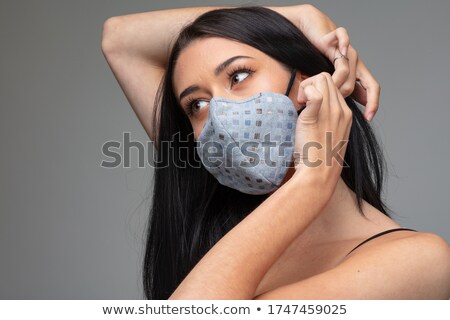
left=102, top=4, right=450, bottom=300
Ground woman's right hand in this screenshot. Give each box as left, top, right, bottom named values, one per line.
left=293, top=72, right=352, bottom=195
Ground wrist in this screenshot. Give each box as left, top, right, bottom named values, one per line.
left=290, top=167, right=337, bottom=202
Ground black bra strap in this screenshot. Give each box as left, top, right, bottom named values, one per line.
left=346, top=228, right=418, bottom=256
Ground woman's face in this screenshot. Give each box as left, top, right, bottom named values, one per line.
left=173, top=37, right=304, bottom=140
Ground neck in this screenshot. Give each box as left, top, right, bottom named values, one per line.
left=278, top=167, right=396, bottom=249
left=301, top=177, right=364, bottom=244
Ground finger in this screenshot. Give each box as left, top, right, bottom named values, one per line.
left=298, top=72, right=330, bottom=108
left=336, top=87, right=353, bottom=134
left=335, top=91, right=353, bottom=165
left=316, top=28, right=353, bottom=91
left=350, top=82, right=367, bottom=106
left=319, top=27, right=349, bottom=60
left=299, top=84, right=323, bottom=123
left=335, top=27, right=350, bottom=56
left=333, top=44, right=358, bottom=98
left=331, top=49, right=350, bottom=91
left=355, top=59, right=380, bottom=121
left=323, top=72, right=342, bottom=120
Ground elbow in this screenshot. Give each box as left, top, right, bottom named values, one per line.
left=299, top=4, right=318, bottom=14
left=101, top=16, right=123, bottom=56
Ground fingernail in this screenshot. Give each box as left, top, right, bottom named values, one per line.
left=341, top=46, right=347, bottom=56
left=366, top=112, right=374, bottom=122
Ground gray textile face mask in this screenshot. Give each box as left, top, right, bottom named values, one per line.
left=196, top=69, right=300, bottom=195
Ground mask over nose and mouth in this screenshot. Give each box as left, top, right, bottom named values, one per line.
left=196, top=69, right=300, bottom=195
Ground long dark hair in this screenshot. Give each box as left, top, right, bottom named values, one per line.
left=143, top=6, right=391, bottom=300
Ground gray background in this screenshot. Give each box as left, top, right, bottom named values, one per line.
left=0, top=0, right=449, bottom=299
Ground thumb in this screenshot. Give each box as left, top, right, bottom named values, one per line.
left=298, top=85, right=322, bottom=124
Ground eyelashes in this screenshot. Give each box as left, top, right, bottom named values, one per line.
left=183, top=96, right=207, bottom=117
left=226, top=65, right=255, bottom=86
left=182, top=64, right=255, bottom=116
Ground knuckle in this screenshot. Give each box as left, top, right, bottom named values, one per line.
left=320, top=72, right=332, bottom=81
left=340, top=66, right=350, bottom=78
left=312, top=92, right=323, bottom=102
left=336, top=62, right=349, bottom=72
left=342, top=88, right=352, bottom=97
left=340, top=83, right=354, bottom=96
left=337, top=26, right=348, bottom=35
left=304, top=86, right=323, bottom=102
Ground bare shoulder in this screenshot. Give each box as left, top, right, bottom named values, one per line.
left=254, top=231, right=450, bottom=300
left=404, top=231, right=450, bottom=254
left=347, top=231, right=450, bottom=262
left=377, top=231, right=450, bottom=271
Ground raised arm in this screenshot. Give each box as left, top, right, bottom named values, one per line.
left=100, top=5, right=317, bottom=141
left=101, top=4, right=377, bottom=142
left=101, top=6, right=228, bottom=141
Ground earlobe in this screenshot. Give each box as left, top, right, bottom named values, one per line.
left=296, top=84, right=307, bottom=108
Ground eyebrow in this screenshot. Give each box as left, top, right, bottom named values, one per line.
left=178, top=55, right=254, bottom=103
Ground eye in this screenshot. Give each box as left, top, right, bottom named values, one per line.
left=184, top=97, right=209, bottom=116
left=227, top=65, right=255, bottom=88
left=182, top=65, right=255, bottom=116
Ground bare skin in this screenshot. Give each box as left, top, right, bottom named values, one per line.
left=102, top=5, right=450, bottom=299
left=101, top=4, right=380, bottom=142
left=172, top=37, right=450, bottom=299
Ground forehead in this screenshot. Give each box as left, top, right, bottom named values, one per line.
left=173, top=37, right=264, bottom=90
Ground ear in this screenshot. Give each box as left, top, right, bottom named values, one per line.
left=295, top=70, right=309, bottom=82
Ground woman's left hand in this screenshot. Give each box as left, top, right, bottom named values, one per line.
left=314, top=29, right=380, bottom=123
left=271, top=4, right=380, bottom=122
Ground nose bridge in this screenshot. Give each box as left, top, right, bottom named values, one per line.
left=209, top=85, right=235, bottom=101
left=210, top=88, right=264, bottom=104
